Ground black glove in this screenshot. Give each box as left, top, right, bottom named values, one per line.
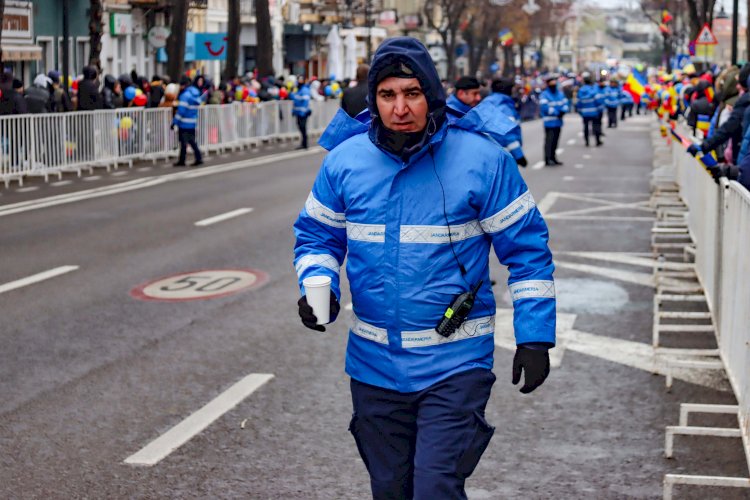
left=512, top=345, right=550, bottom=394
left=297, top=291, right=340, bottom=332
left=517, top=156, right=528, bottom=167
left=687, top=143, right=701, bottom=156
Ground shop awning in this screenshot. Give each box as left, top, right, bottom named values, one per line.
left=1, top=44, right=42, bottom=61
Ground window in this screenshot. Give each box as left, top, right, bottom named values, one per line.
left=76, top=37, right=90, bottom=74
left=37, top=36, right=54, bottom=75
left=56, top=37, right=74, bottom=75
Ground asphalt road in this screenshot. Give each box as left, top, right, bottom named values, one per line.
left=1, top=114, right=747, bottom=499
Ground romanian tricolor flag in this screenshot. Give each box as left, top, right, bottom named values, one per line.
left=662, top=9, right=673, bottom=23
left=696, top=114, right=710, bottom=134
left=498, top=29, right=514, bottom=47
left=705, top=86, right=715, bottom=102
left=625, top=69, right=647, bottom=104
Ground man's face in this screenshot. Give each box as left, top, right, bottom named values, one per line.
left=376, top=77, right=429, bottom=133
left=456, top=87, right=481, bottom=107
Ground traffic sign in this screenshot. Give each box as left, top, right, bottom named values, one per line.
left=130, top=269, right=269, bottom=302
left=694, top=23, right=718, bottom=45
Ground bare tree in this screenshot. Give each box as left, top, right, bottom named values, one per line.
left=223, top=0, right=241, bottom=80
left=88, top=0, right=104, bottom=71
left=0, top=0, right=5, bottom=67
left=461, top=0, right=503, bottom=76
left=255, top=0, right=274, bottom=76
left=424, top=0, right=473, bottom=80
left=167, top=0, right=189, bottom=82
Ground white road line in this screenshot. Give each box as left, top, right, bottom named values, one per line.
left=563, top=176, right=575, bottom=181
left=194, top=208, right=254, bottom=227
left=16, top=186, right=39, bottom=193
left=124, top=373, right=274, bottom=466
left=531, top=161, right=545, bottom=170
left=51, top=180, right=73, bottom=187
left=0, top=148, right=323, bottom=218
left=82, top=176, right=102, bottom=182
left=112, top=171, right=129, bottom=177
left=575, top=164, right=584, bottom=169
left=0, top=265, right=79, bottom=295
left=345, top=302, right=353, bottom=311
left=566, top=139, right=576, bottom=145
left=536, top=191, right=559, bottom=214
left=583, top=154, right=591, bottom=159
left=555, top=148, right=564, bottom=155
left=137, top=167, right=153, bottom=172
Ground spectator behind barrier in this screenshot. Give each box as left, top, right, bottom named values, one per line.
left=25, top=74, right=51, bottom=114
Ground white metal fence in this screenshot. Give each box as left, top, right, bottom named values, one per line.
left=670, top=129, right=750, bottom=477
left=0, top=99, right=340, bottom=187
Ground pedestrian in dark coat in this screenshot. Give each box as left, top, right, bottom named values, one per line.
left=102, top=75, right=123, bottom=109
left=48, top=71, right=72, bottom=112
left=0, top=73, right=26, bottom=115
left=77, top=66, right=102, bottom=111
left=341, top=64, right=369, bottom=117
left=25, top=74, right=52, bottom=113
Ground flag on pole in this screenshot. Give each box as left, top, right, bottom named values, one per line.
left=498, top=29, right=514, bottom=47
left=661, top=9, right=673, bottom=23
left=696, top=114, right=711, bottom=134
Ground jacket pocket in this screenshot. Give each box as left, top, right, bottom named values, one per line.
left=456, top=411, right=495, bottom=478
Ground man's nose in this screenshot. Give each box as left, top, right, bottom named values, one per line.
left=393, top=95, right=409, bottom=115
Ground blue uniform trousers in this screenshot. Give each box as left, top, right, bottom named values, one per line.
left=349, top=368, right=496, bottom=500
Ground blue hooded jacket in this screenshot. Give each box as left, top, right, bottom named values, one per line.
left=604, top=85, right=621, bottom=109
left=295, top=37, right=556, bottom=392
left=173, top=82, right=205, bottom=130
left=471, top=92, right=525, bottom=161
left=576, top=84, right=603, bottom=118
left=291, top=84, right=311, bottom=117
left=539, top=88, right=570, bottom=128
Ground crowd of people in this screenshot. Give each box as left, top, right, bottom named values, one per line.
left=0, top=67, right=350, bottom=117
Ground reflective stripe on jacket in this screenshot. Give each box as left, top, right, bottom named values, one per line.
left=173, top=86, right=203, bottom=129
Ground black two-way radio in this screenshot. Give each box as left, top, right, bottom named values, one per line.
left=436, top=280, right=483, bottom=338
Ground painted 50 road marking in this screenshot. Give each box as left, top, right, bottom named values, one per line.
left=130, top=269, right=268, bottom=302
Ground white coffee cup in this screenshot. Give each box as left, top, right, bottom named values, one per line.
left=302, top=275, right=332, bottom=324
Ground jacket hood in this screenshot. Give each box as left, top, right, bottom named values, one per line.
left=367, top=37, right=445, bottom=118
left=104, top=74, right=117, bottom=89
left=82, top=66, right=97, bottom=80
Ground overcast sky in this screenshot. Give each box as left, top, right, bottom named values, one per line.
left=585, top=0, right=747, bottom=22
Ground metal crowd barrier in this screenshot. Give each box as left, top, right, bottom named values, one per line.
left=666, top=125, right=750, bottom=493
left=0, top=99, right=340, bottom=187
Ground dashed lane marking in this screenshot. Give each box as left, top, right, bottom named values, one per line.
left=124, top=373, right=275, bottom=466
left=137, top=167, right=153, bottom=172
left=531, top=161, right=545, bottom=170
left=82, top=176, right=102, bottom=182
left=0, top=265, right=79, bottom=295
left=583, top=154, right=591, bottom=159
left=575, top=164, right=584, bottom=169
left=112, top=171, right=129, bottom=177
left=0, top=147, right=324, bottom=218
left=16, top=186, right=39, bottom=193
left=566, top=139, right=576, bottom=145
left=563, top=176, right=575, bottom=181
left=51, top=180, right=73, bottom=187
left=556, top=148, right=564, bottom=155
left=194, top=208, right=254, bottom=227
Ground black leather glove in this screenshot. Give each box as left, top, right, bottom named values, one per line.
left=517, top=156, right=528, bottom=167
left=687, top=143, right=701, bottom=156
left=297, top=291, right=340, bottom=332
left=512, top=345, right=550, bottom=394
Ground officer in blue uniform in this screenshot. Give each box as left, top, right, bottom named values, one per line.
left=604, top=79, right=621, bottom=128
left=291, top=77, right=312, bottom=149
left=294, top=37, right=556, bottom=500
left=446, top=76, right=482, bottom=113
left=576, top=73, right=604, bottom=147
left=473, top=77, right=528, bottom=167
left=539, top=75, right=570, bottom=166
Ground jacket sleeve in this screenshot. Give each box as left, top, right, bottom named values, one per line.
left=478, top=152, right=556, bottom=345
left=704, top=102, right=743, bottom=152
left=539, top=92, right=552, bottom=116
left=561, top=96, right=570, bottom=114
left=293, top=157, right=348, bottom=300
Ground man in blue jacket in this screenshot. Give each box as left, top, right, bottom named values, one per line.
left=604, top=80, right=621, bottom=128
left=294, top=37, right=555, bottom=499
left=474, top=77, right=528, bottom=166
left=446, top=76, right=482, bottom=113
left=291, top=76, right=312, bottom=149
left=539, top=75, right=570, bottom=166
left=173, top=75, right=205, bottom=167
left=576, top=73, right=604, bottom=147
